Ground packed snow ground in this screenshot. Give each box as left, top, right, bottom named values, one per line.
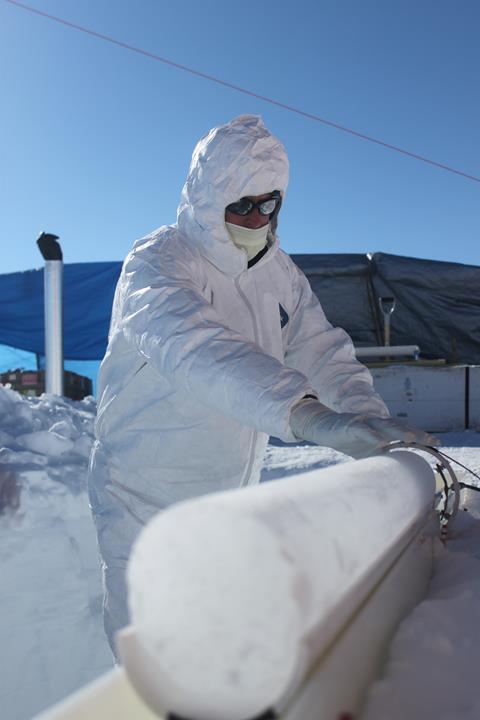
left=0, top=385, right=479, bottom=720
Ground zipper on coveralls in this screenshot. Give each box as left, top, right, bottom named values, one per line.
left=234, top=274, right=260, bottom=487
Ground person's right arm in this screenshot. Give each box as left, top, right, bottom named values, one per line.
left=289, top=397, right=438, bottom=458
left=116, top=233, right=313, bottom=443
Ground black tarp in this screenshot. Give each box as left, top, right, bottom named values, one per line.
left=369, top=253, right=480, bottom=363
left=292, top=254, right=382, bottom=347
left=0, top=253, right=479, bottom=364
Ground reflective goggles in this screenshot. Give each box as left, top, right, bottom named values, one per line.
left=226, top=191, right=281, bottom=217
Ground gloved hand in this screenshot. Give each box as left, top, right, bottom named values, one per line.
left=289, top=398, right=439, bottom=459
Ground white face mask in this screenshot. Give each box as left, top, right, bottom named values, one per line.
left=225, top=222, right=269, bottom=262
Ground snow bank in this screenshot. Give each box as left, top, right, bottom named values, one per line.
left=0, top=386, right=113, bottom=720
left=360, top=483, right=480, bottom=719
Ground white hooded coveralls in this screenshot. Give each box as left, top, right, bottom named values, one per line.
left=89, top=115, right=388, bottom=646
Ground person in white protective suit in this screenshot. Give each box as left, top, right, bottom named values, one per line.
left=89, top=114, right=437, bottom=650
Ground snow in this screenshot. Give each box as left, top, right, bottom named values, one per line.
left=360, top=489, right=480, bottom=720
left=0, top=386, right=113, bottom=720
left=0, top=384, right=480, bottom=720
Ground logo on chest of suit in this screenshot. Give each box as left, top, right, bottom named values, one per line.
left=279, top=304, right=289, bottom=329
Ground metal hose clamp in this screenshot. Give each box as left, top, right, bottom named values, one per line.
left=384, top=442, right=461, bottom=538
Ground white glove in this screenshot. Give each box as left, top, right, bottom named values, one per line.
left=289, top=398, right=439, bottom=459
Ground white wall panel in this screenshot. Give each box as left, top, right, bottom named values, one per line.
left=371, top=365, right=466, bottom=432
left=468, top=366, right=480, bottom=430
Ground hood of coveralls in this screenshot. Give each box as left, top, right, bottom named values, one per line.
left=177, top=115, right=289, bottom=277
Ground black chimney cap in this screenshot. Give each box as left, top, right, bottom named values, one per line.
left=37, top=232, right=62, bottom=261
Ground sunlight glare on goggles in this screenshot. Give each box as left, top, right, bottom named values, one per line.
left=226, top=193, right=280, bottom=217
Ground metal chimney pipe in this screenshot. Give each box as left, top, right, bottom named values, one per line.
left=37, top=232, right=64, bottom=396
left=379, top=296, right=396, bottom=347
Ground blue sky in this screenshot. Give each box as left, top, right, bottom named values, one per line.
left=1, top=0, right=479, bottom=278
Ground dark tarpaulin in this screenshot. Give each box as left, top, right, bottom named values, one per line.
left=371, top=253, right=480, bottom=363
left=292, top=254, right=382, bottom=347
left=0, top=253, right=479, bottom=364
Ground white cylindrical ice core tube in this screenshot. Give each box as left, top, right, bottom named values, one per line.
left=118, top=451, right=436, bottom=720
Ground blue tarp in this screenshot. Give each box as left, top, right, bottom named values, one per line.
left=0, top=254, right=479, bottom=364
left=0, top=262, right=121, bottom=360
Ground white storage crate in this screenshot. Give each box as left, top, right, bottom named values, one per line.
left=370, top=364, right=467, bottom=432
left=468, top=366, right=480, bottom=430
